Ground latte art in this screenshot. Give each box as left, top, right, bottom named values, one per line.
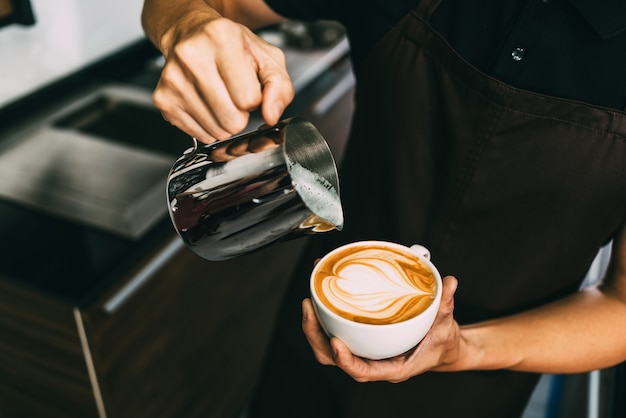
left=313, top=246, right=436, bottom=325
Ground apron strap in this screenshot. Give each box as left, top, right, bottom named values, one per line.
left=414, top=0, right=443, bottom=21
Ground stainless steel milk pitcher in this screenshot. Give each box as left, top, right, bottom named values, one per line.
left=166, top=117, right=343, bottom=261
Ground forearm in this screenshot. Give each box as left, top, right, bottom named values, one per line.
left=457, top=284, right=626, bottom=374
left=141, top=0, right=283, bottom=55
left=454, top=224, right=626, bottom=375
left=141, top=0, right=219, bottom=54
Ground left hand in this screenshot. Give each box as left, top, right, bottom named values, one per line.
left=302, top=275, right=462, bottom=383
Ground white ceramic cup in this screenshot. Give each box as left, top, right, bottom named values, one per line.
left=310, top=240, right=443, bottom=360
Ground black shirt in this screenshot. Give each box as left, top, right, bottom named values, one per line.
left=264, top=0, right=626, bottom=110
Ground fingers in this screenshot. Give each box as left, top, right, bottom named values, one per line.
left=303, top=276, right=463, bottom=384
left=257, top=53, right=294, bottom=125
left=301, top=299, right=336, bottom=365
left=228, top=28, right=294, bottom=126
left=301, top=300, right=404, bottom=383
left=330, top=339, right=416, bottom=383
left=418, top=275, right=459, bottom=351
left=154, top=50, right=244, bottom=143
left=331, top=339, right=381, bottom=382
left=300, top=303, right=423, bottom=383
left=153, top=18, right=294, bottom=144
left=413, top=275, right=462, bottom=371
left=439, top=275, right=459, bottom=317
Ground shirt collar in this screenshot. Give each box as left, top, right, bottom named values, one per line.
left=568, top=0, right=626, bottom=39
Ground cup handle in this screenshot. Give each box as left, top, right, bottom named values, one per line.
left=410, top=244, right=431, bottom=260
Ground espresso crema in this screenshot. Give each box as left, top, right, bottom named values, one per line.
left=313, top=244, right=437, bottom=325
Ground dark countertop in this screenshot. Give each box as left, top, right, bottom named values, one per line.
left=0, top=197, right=175, bottom=307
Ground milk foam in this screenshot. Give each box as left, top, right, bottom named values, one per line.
left=314, top=246, right=436, bottom=324
left=287, top=161, right=343, bottom=230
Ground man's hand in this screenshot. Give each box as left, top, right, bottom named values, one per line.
left=154, top=17, right=293, bottom=143
left=302, top=276, right=463, bottom=383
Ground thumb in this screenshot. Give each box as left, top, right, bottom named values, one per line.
left=254, top=50, right=294, bottom=125
left=260, top=72, right=294, bottom=125
left=439, top=276, right=458, bottom=316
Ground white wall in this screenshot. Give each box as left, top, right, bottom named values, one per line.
left=0, top=0, right=145, bottom=108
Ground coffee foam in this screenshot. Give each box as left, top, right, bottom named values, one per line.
left=287, top=161, right=343, bottom=230
left=313, top=246, right=436, bottom=325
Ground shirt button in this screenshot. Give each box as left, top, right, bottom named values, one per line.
left=511, top=47, right=525, bottom=62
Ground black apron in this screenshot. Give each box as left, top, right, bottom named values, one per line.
left=250, top=0, right=626, bottom=416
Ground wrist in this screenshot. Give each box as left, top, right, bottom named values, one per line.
left=456, top=323, right=524, bottom=371
left=430, top=325, right=487, bottom=372
left=142, top=0, right=222, bottom=57
left=160, top=10, right=222, bottom=57
left=455, top=326, right=488, bottom=371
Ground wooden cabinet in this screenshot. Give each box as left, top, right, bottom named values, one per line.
left=0, top=235, right=307, bottom=418
left=0, top=281, right=97, bottom=417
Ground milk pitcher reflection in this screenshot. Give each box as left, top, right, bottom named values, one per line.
left=166, top=117, right=343, bottom=261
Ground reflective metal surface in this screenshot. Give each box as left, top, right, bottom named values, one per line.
left=167, top=117, right=343, bottom=261
left=0, top=85, right=186, bottom=239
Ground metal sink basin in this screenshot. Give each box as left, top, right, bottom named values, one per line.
left=0, top=85, right=189, bottom=239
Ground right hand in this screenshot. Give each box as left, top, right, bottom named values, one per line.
left=153, top=16, right=294, bottom=144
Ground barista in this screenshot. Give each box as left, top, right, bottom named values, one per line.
left=141, top=0, right=626, bottom=416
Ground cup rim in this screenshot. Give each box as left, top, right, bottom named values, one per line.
left=310, top=240, right=443, bottom=328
